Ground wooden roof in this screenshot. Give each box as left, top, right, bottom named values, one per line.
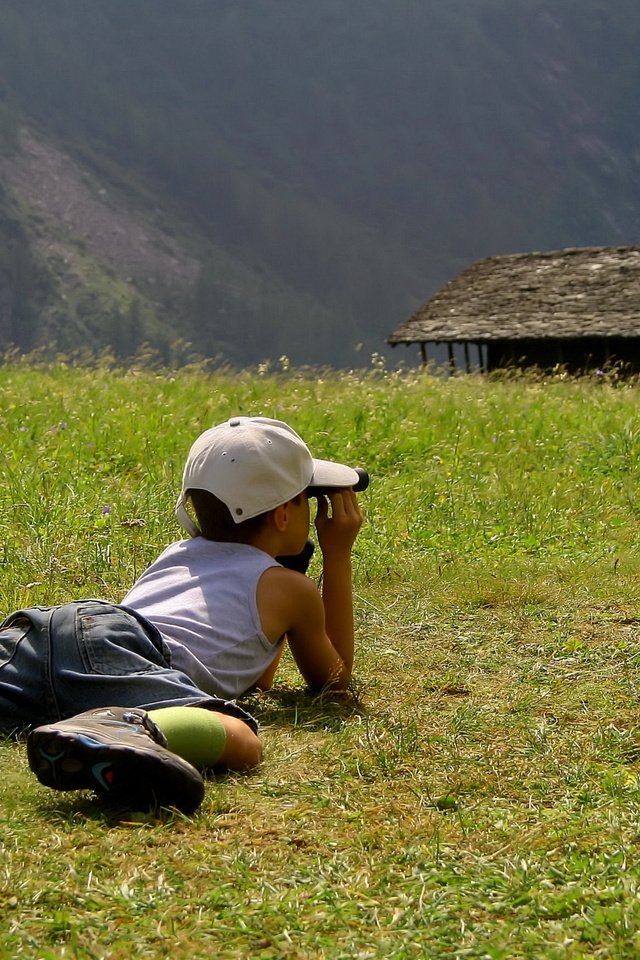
left=388, top=246, right=640, bottom=344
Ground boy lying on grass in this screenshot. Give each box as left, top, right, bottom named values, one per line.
left=0, top=416, right=364, bottom=814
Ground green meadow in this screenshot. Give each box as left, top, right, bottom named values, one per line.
left=2, top=357, right=640, bottom=958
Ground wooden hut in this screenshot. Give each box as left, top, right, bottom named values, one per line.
left=387, top=246, right=640, bottom=372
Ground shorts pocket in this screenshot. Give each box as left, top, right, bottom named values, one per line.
left=78, top=609, right=169, bottom=676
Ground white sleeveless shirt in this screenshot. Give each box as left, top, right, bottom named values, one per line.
left=122, top=538, right=282, bottom=699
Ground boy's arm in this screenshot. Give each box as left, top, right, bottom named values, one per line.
left=258, top=490, right=362, bottom=691
left=258, top=569, right=351, bottom=690
left=314, top=489, right=362, bottom=677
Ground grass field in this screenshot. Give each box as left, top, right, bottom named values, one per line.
left=2, top=357, right=640, bottom=958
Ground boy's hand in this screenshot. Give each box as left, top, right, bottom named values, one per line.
left=314, top=489, right=363, bottom=558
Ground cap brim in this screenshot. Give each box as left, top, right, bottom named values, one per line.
left=309, top=458, right=360, bottom=489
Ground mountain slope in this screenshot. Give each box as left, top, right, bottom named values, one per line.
left=0, top=0, right=639, bottom=366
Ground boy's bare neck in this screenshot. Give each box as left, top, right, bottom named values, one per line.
left=248, top=528, right=286, bottom=558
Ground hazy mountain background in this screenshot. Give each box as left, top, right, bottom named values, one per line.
left=0, top=0, right=639, bottom=368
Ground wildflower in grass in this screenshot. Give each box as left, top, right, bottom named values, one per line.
left=47, top=421, right=69, bottom=434
left=101, top=505, right=112, bottom=515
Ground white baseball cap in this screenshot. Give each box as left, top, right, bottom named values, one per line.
left=175, top=416, right=361, bottom=534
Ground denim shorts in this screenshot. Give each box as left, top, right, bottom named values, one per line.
left=0, top=600, right=257, bottom=735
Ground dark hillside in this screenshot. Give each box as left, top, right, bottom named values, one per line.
left=0, top=1, right=639, bottom=366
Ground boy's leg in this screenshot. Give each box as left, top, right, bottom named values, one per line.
left=14, top=601, right=263, bottom=812
left=27, top=705, right=262, bottom=814
left=27, top=706, right=206, bottom=814
left=148, top=706, right=262, bottom=770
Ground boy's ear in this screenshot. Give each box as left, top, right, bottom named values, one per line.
left=271, top=503, right=289, bottom=532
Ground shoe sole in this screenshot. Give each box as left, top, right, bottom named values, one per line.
left=27, top=726, right=205, bottom=815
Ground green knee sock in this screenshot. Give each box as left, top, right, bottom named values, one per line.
left=148, top=706, right=227, bottom=769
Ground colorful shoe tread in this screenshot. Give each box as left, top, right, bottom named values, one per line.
left=27, top=706, right=205, bottom=814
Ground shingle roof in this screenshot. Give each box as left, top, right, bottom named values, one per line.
left=387, top=246, right=640, bottom=344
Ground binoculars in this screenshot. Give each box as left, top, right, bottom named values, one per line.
left=307, top=467, right=369, bottom=498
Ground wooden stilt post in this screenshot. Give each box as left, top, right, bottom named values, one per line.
left=447, top=342, right=455, bottom=374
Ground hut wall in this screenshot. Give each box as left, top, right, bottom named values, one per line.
left=486, top=338, right=640, bottom=373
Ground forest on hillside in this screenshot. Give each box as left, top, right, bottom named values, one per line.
left=0, top=0, right=640, bottom=366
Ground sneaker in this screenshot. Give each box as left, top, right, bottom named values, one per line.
left=27, top=706, right=205, bottom=815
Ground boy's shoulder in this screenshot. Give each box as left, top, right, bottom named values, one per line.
left=256, top=564, right=323, bottom=641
